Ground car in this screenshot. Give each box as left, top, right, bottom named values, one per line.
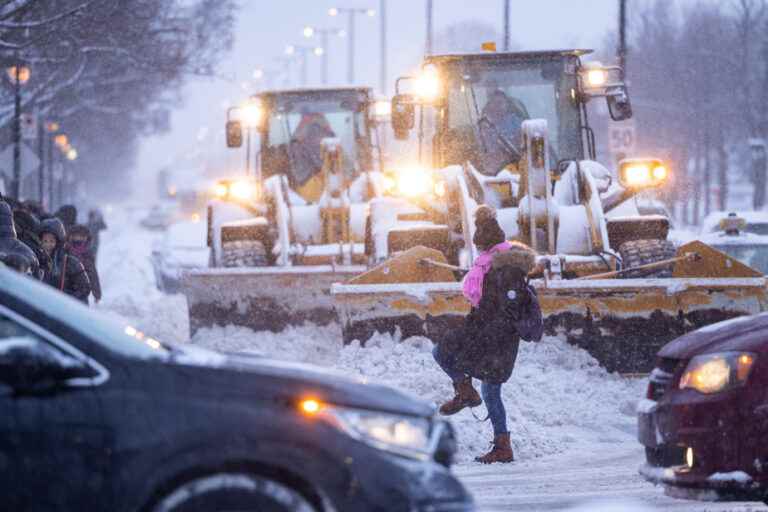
left=0, top=266, right=473, bottom=512
left=140, top=203, right=177, bottom=231
left=151, top=219, right=209, bottom=293
left=637, top=312, right=768, bottom=505
left=699, top=213, right=768, bottom=274
left=700, top=210, right=768, bottom=236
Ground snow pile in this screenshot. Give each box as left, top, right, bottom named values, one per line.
left=190, top=324, right=644, bottom=464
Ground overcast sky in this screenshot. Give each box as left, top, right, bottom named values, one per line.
left=136, top=0, right=618, bottom=186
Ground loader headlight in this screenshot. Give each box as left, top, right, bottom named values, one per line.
left=679, top=352, right=756, bottom=394
left=618, top=158, right=668, bottom=189
left=415, top=64, right=440, bottom=103
left=298, top=399, right=432, bottom=459
left=213, top=182, right=229, bottom=198
left=229, top=179, right=256, bottom=201
left=396, top=166, right=433, bottom=198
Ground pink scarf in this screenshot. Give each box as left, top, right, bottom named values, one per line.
left=462, top=241, right=510, bottom=307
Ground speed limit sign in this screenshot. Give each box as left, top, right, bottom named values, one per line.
left=608, top=121, right=636, bottom=156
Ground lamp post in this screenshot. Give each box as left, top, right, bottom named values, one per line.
left=328, top=6, right=375, bottom=84
left=302, top=26, right=345, bottom=85
left=5, top=58, right=30, bottom=200
left=285, top=44, right=323, bottom=86
left=53, top=133, right=68, bottom=207
left=45, top=122, right=58, bottom=210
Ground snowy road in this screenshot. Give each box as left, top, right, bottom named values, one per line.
left=96, top=205, right=767, bottom=511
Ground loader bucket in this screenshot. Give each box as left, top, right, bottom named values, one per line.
left=182, top=264, right=366, bottom=336
left=332, top=243, right=768, bottom=373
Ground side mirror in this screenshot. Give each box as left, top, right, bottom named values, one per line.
left=391, top=94, right=415, bottom=140
left=226, top=120, right=243, bottom=148
left=607, top=85, right=633, bottom=121
left=0, top=338, right=95, bottom=393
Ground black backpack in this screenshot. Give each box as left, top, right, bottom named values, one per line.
left=493, top=266, right=544, bottom=342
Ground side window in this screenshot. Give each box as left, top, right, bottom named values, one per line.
left=0, top=313, right=43, bottom=355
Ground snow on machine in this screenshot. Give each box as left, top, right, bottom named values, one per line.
left=182, top=87, right=389, bottom=335
left=332, top=49, right=768, bottom=373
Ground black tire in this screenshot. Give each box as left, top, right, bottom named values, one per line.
left=153, top=472, right=316, bottom=512
left=221, top=240, right=269, bottom=268
left=618, top=239, right=676, bottom=278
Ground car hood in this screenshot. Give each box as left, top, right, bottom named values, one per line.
left=659, top=313, right=768, bottom=360
left=167, top=344, right=434, bottom=418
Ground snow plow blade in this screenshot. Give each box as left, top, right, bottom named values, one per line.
left=331, top=242, right=768, bottom=373
left=182, top=265, right=366, bottom=336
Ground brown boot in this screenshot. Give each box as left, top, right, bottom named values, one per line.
left=438, top=377, right=482, bottom=416
left=475, top=433, right=514, bottom=464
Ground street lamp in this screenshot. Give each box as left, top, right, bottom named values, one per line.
left=328, top=6, right=375, bottom=83
left=285, top=44, right=323, bottom=86
left=5, top=57, right=30, bottom=200
left=303, top=26, right=345, bottom=84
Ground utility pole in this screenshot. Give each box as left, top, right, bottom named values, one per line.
left=11, top=61, right=21, bottom=199
left=36, top=116, right=44, bottom=204
left=618, top=0, right=627, bottom=77
left=329, top=7, right=375, bottom=84
left=380, top=0, right=387, bottom=94
left=47, top=130, right=54, bottom=209
left=503, top=0, right=510, bottom=51
left=425, top=0, right=433, bottom=56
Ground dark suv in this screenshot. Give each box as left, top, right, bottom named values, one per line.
left=638, top=312, right=768, bottom=504
left=0, top=266, right=473, bottom=511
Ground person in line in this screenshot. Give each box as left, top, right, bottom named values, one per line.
left=0, top=201, right=38, bottom=276
left=13, top=208, right=48, bottom=280
left=433, top=205, right=543, bottom=464
left=55, top=204, right=78, bottom=231
left=87, top=208, right=107, bottom=260
left=67, top=224, right=102, bottom=304
left=38, top=217, right=91, bottom=303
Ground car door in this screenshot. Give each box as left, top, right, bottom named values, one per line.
left=0, top=305, right=113, bottom=511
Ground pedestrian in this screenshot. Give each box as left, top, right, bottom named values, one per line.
left=0, top=201, right=38, bottom=276
left=67, top=224, right=101, bottom=303
left=432, top=205, right=543, bottom=464
left=12, top=208, right=49, bottom=280
left=87, top=208, right=107, bottom=259
left=55, top=204, right=78, bottom=231
left=38, top=217, right=91, bottom=303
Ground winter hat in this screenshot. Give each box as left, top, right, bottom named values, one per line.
left=473, top=205, right=506, bottom=252
left=55, top=204, right=78, bottom=228
left=38, top=217, right=67, bottom=245
left=68, top=224, right=92, bottom=240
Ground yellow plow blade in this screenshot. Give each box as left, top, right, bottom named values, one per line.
left=182, top=265, right=366, bottom=336
left=331, top=243, right=768, bottom=373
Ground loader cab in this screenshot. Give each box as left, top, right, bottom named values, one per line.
left=392, top=49, right=631, bottom=177
left=258, top=87, right=377, bottom=203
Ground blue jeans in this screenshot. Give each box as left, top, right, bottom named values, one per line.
left=432, top=345, right=508, bottom=436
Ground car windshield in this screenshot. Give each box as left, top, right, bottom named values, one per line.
left=0, top=267, right=172, bottom=360
left=265, top=91, right=370, bottom=186
left=443, top=56, right=582, bottom=175
left=711, top=244, right=768, bottom=274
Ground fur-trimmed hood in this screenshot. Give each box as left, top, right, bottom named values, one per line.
left=492, top=241, right=536, bottom=273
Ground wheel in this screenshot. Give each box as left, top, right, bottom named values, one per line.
left=152, top=472, right=316, bottom=512
left=221, top=240, right=269, bottom=268
left=618, top=239, right=676, bottom=278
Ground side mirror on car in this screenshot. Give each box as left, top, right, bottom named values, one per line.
left=0, top=338, right=95, bottom=394
left=226, top=120, right=243, bottom=148
left=391, top=94, right=415, bottom=140
left=607, top=85, right=633, bottom=121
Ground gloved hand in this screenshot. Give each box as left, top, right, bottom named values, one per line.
left=503, top=286, right=530, bottom=321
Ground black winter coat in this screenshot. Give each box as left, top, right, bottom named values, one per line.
left=0, top=201, right=38, bottom=273
left=436, top=243, right=541, bottom=384
left=43, top=249, right=91, bottom=304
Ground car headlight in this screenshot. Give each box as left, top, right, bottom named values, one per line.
left=679, top=352, right=756, bottom=394
left=299, top=399, right=432, bottom=460
left=396, top=167, right=433, bottom=198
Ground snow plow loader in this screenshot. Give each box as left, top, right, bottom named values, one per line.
left=182, top=87, right=388, bottom=335
left=332, top=50, right=768, bottom=373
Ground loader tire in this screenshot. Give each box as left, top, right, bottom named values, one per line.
left=221, top=240, right=269, bottom=268
left=618, top=239, right=676, bottom=278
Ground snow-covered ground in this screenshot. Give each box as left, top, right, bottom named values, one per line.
left=96, top=204, right=767, bottom=511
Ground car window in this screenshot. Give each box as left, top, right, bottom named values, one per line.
left=0, top=313, right=41, bottom=353
left=712, top=244, right=768, bottom=274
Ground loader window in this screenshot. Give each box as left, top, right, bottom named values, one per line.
left=444, top=58, right=582, bottom=175
left=711, top=244, right=768, bottom=275
left=264, top=93, right=372, bottom=187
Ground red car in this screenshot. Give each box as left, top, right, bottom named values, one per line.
left=638, top=312, right=768, bottom=504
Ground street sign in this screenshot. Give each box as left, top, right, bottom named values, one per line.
left=20, top=113, right=37, bottom=140
left=0, top=143, right=40, bottom=178
left=608, top=120, right=636, bottom=157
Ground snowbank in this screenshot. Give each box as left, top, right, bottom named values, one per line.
left=189, top=324, right=644, bottom=464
